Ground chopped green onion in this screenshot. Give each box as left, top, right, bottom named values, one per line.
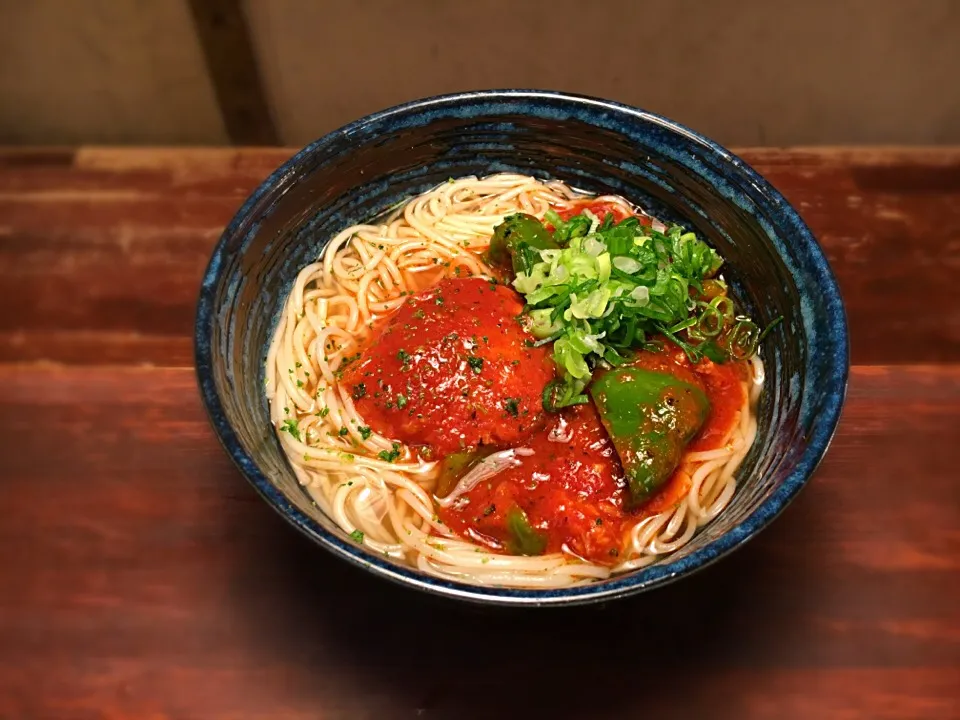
left=757, top=315, right=784, bottom=343
left=490, top=210, right=760, bottom=390
left=729, top=319, right=760, bottom=360
left=695, top=304, right=725, bottom=338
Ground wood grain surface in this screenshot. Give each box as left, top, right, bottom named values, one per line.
left=0, top=148, right=958, bottom=719
left=1, top=147, right=958, bottom=366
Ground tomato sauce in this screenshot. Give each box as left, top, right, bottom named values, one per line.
left=437, top=342, right=747, bottom=564
left=555, top=199, right=651, bottom=226
left=342, top=277, right=555, bottom=457
left=438, top=402, right=629, bottom=563
left=344, top=201, right=747, bottom=562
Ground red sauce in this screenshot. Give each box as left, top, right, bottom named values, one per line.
left=437, top=342, right=748, bottom=564
left=342, top=277, right=555, bottom=457
left=555, top=200, right=651, bottom=226
left=438, top=402, right=629, bottom=563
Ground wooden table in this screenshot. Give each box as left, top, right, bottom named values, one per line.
left=1, top=148, right=958, bottom=719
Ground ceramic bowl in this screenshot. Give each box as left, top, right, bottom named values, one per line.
left=195, top=90, right=848, bottom=606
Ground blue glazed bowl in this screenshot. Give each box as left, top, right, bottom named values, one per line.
left=195, top=90, right=848, bottom=606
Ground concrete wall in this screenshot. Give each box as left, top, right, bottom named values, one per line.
left=2, top=0, right=958, bottom=146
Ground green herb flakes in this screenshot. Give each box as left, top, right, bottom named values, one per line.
left=378, top=442, right=402, bottom=463
left=280, top=418, right=301, bottom=441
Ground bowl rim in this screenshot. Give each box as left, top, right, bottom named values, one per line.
left=194, top=89, right=849, bottom=607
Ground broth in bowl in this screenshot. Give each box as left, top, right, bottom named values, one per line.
left=266, top=174, right=771, bottom=589
left=195, top=90, right=848, bottom=605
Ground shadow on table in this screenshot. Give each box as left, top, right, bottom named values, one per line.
left=229, top=484, right=822, bottom=719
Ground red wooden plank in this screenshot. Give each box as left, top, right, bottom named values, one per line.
left=0, top=364, right=956, bottom=719
left=0, top=148, right=957, bottom=365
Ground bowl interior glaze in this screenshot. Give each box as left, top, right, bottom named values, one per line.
left=195, top=90, right=848, bottom=606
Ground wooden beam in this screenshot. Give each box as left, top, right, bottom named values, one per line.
left=186, top=0, right=279, bottom=145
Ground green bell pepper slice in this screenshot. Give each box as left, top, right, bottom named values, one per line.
left=434, top=450, right=481, bottom=499
left=486, top=213, right=558, bottom=275
left=589, top=367, right=710, bottom=508
left=505, top=505, right=547, bottom=556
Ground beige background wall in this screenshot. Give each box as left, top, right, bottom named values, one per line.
left=2, top=0, right=958, bottom=146
left=0, top=1, right=227, bottom=145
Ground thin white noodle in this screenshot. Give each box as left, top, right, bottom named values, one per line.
left=266, top=174, right=764, bottom=588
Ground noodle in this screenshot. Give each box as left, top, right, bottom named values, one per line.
left=266, top=174, right=762, bottom=588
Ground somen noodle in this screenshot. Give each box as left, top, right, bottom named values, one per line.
left=265, top=174, right=762, bottom=588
